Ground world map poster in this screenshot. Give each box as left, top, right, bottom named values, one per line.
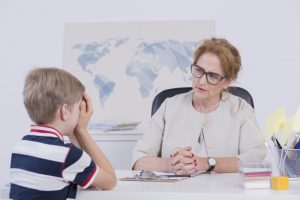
left=63, top=21, right=215, bottom=124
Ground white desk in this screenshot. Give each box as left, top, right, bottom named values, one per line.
left=76, top=170, right=300, bottom=200
left=2, top=170, right=299, bottom=199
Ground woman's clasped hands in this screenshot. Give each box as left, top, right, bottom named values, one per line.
left=169, top=146, right=197, bottom=175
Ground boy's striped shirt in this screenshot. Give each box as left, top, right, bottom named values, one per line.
left=10, top=125, right=99, bottom=200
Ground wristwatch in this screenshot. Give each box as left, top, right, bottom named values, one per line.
left=206, top=157, right=216, bottom=173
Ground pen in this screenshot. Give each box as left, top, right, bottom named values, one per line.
left=163, top=174, right=192, bottom=178
left=191, top=170, right=206, bottom=177
left=271, top=136, right=282, bottom=149
left=295, top=139, right=300, bottom=149
left=275, top=138, right=282, bottom=149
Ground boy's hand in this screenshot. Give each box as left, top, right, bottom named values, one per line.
left=75, top=92, right=93, bottom=133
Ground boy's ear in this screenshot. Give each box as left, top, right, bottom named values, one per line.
left=60, top=104, right=70, bottom=121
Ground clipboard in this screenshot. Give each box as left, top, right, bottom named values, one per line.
left=119, top=170, right=202, bottom=182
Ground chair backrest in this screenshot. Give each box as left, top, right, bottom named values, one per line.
left=151, top=86, right=254, bottom=116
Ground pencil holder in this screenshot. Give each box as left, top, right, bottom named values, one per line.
left=273, top=147, right=300, bottom=179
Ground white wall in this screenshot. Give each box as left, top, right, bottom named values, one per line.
left=1, top=0, right=300, bottom=187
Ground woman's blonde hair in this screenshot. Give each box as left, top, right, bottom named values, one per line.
left=194, top=38, right=241, bottom=80
left=23, top=67, right=85, bottom=124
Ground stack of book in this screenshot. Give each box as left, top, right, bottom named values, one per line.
left=239, top=162, right=272, bottom=189
left=88, top=122, right=141, bottom=132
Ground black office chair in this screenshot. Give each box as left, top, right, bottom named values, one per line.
left=151, top=86, right=254, bottom=116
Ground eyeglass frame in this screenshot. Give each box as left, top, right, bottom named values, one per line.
left=190, top=63, right=227, bottom=85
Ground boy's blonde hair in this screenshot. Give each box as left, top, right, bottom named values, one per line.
left=23, top=67, right=85, bottom=124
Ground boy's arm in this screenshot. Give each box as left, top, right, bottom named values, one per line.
left=74, top=92, right=117, bottom=190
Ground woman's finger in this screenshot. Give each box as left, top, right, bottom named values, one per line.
left=170, top=153, right=184, bottom=166
left=170, top=147, right=184, bottom=157
left=178, top=157, right=196, bottom=165
left=170, top=147, right=193, bottom=158
left=175, top=164, right=197, bottom=175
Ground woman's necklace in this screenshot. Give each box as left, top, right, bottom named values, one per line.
left=199, top=100, right=220, bottom=113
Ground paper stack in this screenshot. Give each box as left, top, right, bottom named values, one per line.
left=239, top=162, right=272, bottom=189
left=88, top=122, right=141, bottom=132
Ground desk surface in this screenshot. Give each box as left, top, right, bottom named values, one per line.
left=2, top=170, right=299, bottom=200
left=76, top=170, right=300, bottom=200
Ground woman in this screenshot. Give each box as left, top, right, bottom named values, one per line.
left=132, top=38, right=267, bottom=175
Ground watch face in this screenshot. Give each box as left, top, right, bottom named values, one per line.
left=208, top=158, right=216, bottom=166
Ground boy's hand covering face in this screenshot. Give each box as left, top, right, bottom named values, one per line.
left=75, top=92, right=93, bottom=132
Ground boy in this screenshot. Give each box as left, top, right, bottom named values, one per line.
left=10, top=67, right=116, bottom=200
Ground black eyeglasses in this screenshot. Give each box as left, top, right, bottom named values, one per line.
left=191, top=64, right=227, bottom=85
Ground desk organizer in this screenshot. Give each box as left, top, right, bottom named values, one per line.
left=273, top=147, right=300, bottom=179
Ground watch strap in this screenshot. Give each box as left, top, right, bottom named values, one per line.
left=206, top=157, right=216, bottom=173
